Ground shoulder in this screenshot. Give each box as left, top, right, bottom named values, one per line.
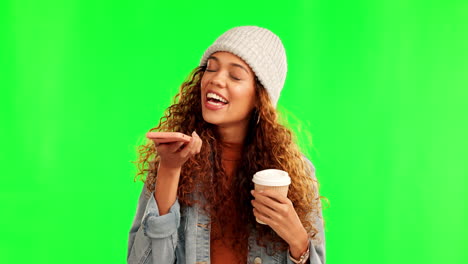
left=301, top=154, right=316, bottom=176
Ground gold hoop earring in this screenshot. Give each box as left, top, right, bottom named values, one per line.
left=256, top=110, right=261, bottom=125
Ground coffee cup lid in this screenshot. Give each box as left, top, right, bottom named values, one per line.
left=252, top=169, right=291, bottom=186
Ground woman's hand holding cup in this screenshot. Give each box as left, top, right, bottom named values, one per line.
left=251, top=169, right=309, bottom=260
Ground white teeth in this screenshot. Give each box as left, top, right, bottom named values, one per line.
left=207, top=100, right=224, bottom=106
left=207, top=92, right=228, bottom=103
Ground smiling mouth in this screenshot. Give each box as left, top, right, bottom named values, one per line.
left=206, top=92, right=229, bottom=105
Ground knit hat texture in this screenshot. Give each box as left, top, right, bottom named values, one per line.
left=199, top=26, right=287, bottom=107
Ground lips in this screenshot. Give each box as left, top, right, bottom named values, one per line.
left=204, top=90, right=229, bottom=110
left=206, top=90, right=229, bottom=104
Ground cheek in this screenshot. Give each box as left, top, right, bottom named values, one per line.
left=233, top=86, right=256, bottom=109
left=244, top=86, right=256, bottom=105
left=200, top=77, right=206, bottom=89
left=201, top=74, right=210, bottom=88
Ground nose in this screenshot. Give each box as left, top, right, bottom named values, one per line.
left=209, top=71, right=227, bottom=88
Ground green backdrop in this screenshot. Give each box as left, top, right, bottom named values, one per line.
left=1, top=0, right=467, bottom=263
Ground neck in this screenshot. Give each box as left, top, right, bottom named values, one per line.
left=216, top=122, right=249, bottom=144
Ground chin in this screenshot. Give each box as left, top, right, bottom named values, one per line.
left=201, top=111, right=221, bottom=125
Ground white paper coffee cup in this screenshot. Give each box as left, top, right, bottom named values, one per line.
left=252, top=169, right=291, bottom=224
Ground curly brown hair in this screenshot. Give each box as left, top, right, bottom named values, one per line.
left=133, top=65, right=323, bottom=255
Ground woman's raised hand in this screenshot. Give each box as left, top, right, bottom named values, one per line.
left=152, top=131, right=202, bottom=215
left=154, top=131, right=202, bottom=170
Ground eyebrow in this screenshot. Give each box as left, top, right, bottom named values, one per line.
left=207, top=55, right=250, bottom=75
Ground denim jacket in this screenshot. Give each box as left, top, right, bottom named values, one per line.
left=127, top=160, right=326, bottom=264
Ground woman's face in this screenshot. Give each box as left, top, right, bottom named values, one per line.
left=200, top=51, right=257, bottom=130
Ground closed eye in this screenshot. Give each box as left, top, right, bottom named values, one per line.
left=206, top=69, right=241, bottom=81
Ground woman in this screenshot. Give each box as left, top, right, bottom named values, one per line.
left=128, top=26, right=326, bottom=264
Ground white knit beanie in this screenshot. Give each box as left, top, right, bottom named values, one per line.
left=199, top=26, right=287, bottom=107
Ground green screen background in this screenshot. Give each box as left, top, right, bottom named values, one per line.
left=1, top=0, right=467, bottom=263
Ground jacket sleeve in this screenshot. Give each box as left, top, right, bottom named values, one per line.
left=287, top=158, right=326, bottom=264
left=127, top=184, right=180, bottom=264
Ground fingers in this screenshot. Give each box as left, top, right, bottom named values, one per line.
left=169, top=141, right=186, bottom=152
left=190, top=131, right=202, bottom=154
left=155, top=141, right=185, bottom=153
left=253, top=207, right=275, bottom=226
left=252, top=189, right=291, bottom=207
left=178, top=132, right=195, bottom=157
left=195, top=132, right=202, bottom=153
left=251, top=198, right=278, bottom=219
left=252, top=190, right=307, bottom=248
left=154, top=131, right=202, bottom=169
left=179, top=131, right=202, bottom=158
left=251, top=190, right=293, bottom=220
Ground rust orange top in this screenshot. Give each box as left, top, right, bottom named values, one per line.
left=210, top=141, right=246, bottom=264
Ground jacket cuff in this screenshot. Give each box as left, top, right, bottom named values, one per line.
left=142, top=191, right=180, bottom=239
left=287, top=239, right=325, bottom=264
